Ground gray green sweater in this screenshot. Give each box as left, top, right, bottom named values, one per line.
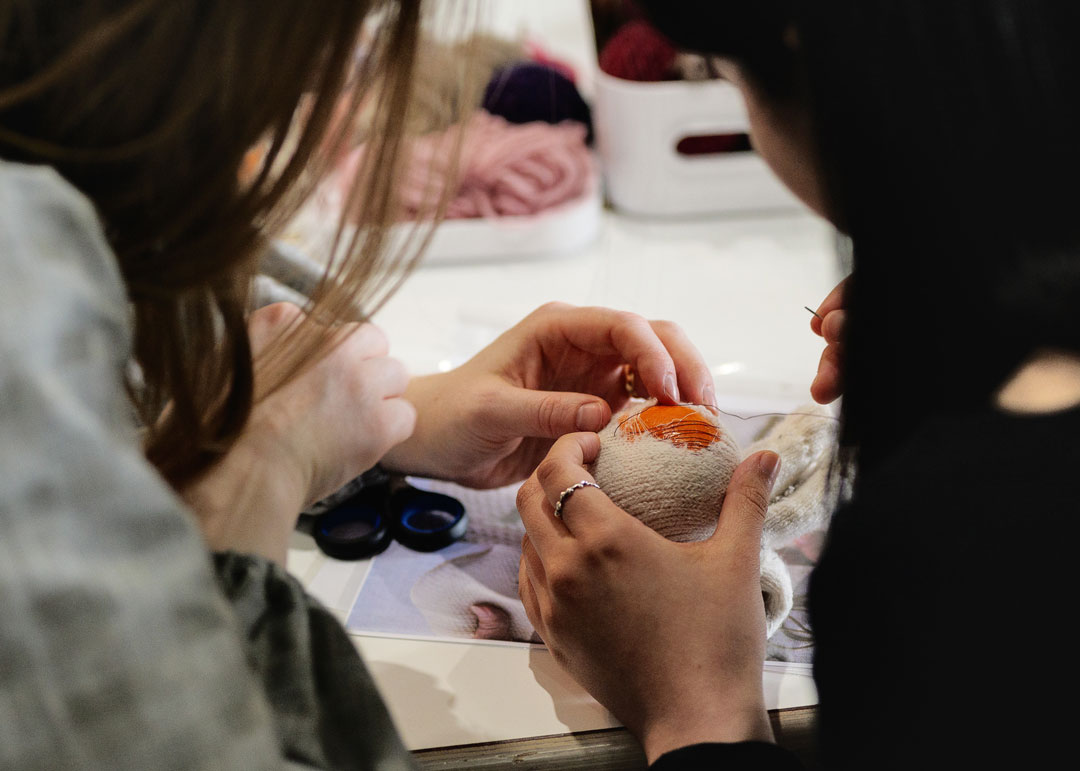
left=0, top=160, right=415, bottom=770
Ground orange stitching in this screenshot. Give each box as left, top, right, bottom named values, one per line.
left=616, top=405, right=723, bottom=451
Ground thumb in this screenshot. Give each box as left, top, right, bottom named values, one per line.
left=711, top=451, right=781, bottom=555
left=497, top=387, right=611, bottom=439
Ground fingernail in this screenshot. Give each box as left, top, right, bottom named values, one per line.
left=759, top=451, right=781, bottom=488
left=702, top=383, right=717, bottom=408
left=576, top=401, right=604, bottom=431
left=663, top=373, right=680, bottom=404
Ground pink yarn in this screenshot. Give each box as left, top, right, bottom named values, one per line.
left=341, top=111, right=591, bottom=220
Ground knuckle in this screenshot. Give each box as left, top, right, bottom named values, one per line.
left=515, top=482, right=533, bottom=513
left=351, top=322, right=388, bottom=355
left=536, top=300, right=571, bottom=317
left=614, top=309, right=646, bottom=331
left=824, top=345, right=844, bottom=365
left=650, top=318, right=680, bottom=337
left=534, top=393, right=563, bottom=436
left=535, top=457, right=562, bottom=491
left=251, top=301, right=303, bottom=332
left=375, top=400, right=413, bottom=445
left=345, top=360, right=375, bottom=397
left=582, top=528, right=623, bottom=565
left=547, top=563, right=581, bottom=598
left=366, top=322, right=388, bottom=346
left=467, top=384, right=500, bottom=419
left=385, top=357, right=409, bottom=389
left=737, top=484, right=771, bottom=520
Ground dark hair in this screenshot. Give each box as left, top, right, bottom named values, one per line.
left=0, top=0, right=427, bottom=486
left=642, top=0, right=1080, bottom=480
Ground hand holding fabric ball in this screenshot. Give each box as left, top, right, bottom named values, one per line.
left=590, top=400, right=838, bottom=638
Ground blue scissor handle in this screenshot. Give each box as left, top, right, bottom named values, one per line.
left=312, top=479, right=468, bottom=560
left=390, top=488, right=468, bottom=552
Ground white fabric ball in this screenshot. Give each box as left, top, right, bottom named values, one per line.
left=589, top=400, right=741, bottom=542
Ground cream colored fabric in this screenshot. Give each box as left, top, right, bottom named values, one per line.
left=747, top=406, right=839, bottom=550
left=590, top=399, right=838, bottom=639
left=760, top=548, right=794, bottom=635
left=590, top=401, right=742, bottom=542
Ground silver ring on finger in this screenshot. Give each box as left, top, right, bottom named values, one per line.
left=553, top=481, right=601, bottom=519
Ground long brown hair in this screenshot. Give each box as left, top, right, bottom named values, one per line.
left=0, top=0, right=461, bottom=487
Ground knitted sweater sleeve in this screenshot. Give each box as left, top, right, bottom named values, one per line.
left=0, top=160, right=414, bottom=770
left=650, top=742, right=805, bottom=770
left=212, top=553, right=416, bottom=769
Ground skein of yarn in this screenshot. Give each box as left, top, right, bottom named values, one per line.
left=598, top=18, right=679, bottom=82
left=483, top=62, right=594, bottom=143
left=341, top=111, right=592, bottom=220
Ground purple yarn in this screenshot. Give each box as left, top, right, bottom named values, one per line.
left=482, top=62, right=594, bottom=144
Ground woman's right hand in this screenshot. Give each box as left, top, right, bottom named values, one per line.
left=810, top=276, right=849, bottom=404
left=183, top=303, right=416, bottom=563
left=516, top=433, right=780, bottom=764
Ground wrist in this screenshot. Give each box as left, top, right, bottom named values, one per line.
left=637, top=693, right=774, bottom=765
left=181, top=430, right=308, bottom=565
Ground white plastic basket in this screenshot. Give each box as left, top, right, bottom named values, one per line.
left=593, top=70, right=802, bottom=216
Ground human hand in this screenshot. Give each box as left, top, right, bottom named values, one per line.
left=810, top=276, right=848, bottom=404
left=380, top=302, right=715, bottom=488
left=182, top=303, right=416, bottom=562
left=516, top=433, right=780, bottom=763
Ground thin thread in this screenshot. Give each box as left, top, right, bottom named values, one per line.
left=710, top=406, right=840, bottom=424
left=616, top=408, right=723, bottom=450
left=804, top=306, right=824, bottom=320
left=611, top=403, right=840, bottom=437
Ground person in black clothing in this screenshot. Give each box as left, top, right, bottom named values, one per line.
left=517, top=1, right=1080, bottom=767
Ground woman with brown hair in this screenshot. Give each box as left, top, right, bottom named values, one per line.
left=0, top=1, right=715, bottom=767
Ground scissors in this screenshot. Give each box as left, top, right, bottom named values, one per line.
left=305, top=469, right=468, bottom=561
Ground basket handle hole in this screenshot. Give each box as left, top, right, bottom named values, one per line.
left=675, top=133, right=753, bottom=156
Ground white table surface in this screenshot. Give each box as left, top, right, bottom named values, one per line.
left=287, top=0, right=843, bottom=751
left=288, top=205, right=841, bottom=750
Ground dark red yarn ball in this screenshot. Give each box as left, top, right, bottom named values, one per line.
left=598, top=19, right=678, bottom=82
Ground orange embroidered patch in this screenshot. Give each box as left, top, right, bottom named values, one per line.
left=616, top=405, right=723, bottom=451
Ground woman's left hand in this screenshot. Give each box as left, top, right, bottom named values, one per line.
left=380, top=302, right=715, bottom=488
left=516, top=433, right=780, bottom=763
